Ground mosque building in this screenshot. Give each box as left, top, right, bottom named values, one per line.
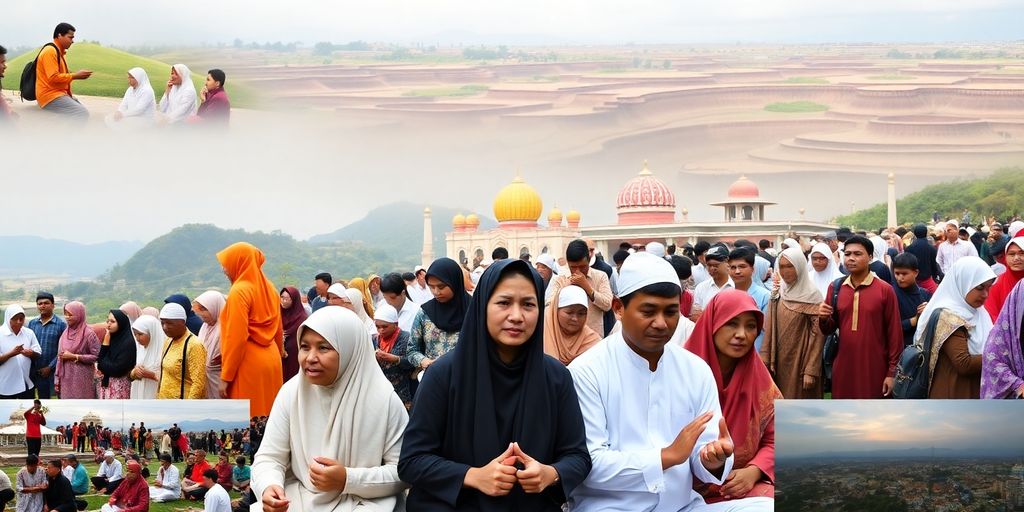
left=436, top=162, right=839, bottom=264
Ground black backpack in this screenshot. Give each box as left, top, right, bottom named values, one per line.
left=821, top=277, right=845, bottom=376
left=19, top=43, right=62, bottom=102
left=893, top=308, right=944, bottom=399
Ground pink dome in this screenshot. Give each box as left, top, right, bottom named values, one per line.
left=727, top=175, right=760, bottom=199
left=616, top=162, right=676, bottom=209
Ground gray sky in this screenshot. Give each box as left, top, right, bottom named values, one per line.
left=4, top=0, right=1023, bottom=47
left=0, top=400, right=249, bottom=430
left=776, top=400, right=1024, bottom=458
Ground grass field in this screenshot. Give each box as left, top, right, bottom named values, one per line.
left=401, top=84, right=490, bottom=97
left=1, top=454, right=242, bottom=511
left=7, top=43, right=260, bottom=108
left=763, top=100, right=829, bottom=113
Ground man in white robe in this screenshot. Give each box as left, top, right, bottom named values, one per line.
left=569, top=252, right=772, bottom=511
left=148, top=454, right=180, bottom=502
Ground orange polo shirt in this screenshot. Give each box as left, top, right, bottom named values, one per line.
left=35, top=40, right=73, bottom=108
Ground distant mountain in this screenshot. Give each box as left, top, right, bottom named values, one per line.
left=0, top=236, right=144, bottom=278
left=308, top=202, right=499, bottom=260
left=56, top=224, right=418, bottom=317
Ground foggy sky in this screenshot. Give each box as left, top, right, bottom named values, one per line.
left=3, top=1, right=1022, bottom=48
left=776, top=400, right=1024, bottom=458
left=0, top=400, right=250, bottom=430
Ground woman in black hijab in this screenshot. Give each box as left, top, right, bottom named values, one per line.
left=399, top=259, right=591, bottom=511
left=407, top=257, right=473, bottom=374
left=97, top=309, right=137, bottom=399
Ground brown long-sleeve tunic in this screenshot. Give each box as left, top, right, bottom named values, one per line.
left=927, top=313, right=981, bottom=399
left=761, top=298, right=824, bottom=399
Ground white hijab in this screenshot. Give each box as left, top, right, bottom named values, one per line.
left=782, top=238, right=801, bottom=252
left=0, top=305, right=24, bottom=337
left=195, top=290, right=226, bottom=400
left=130, top=316, right=164, bottom=399
left=914, top=256, right=996, bottom=355
left=869, top=235, right=888, bottom=263
left=288, top=307, right=405, bottom=511
left=808, top=242, right=844, bottom=299
left=778, top=247, right=824, bottom=304
left=344, top=288, right=376, bottom=337
left=159, top=64, right=197, bottom=122
left=118, top=67, right=156, bottom=118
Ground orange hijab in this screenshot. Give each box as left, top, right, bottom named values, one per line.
left=347, top=277, right=375, bottom=317
left=542, top=286, right=601, bottom=365
left=684, top=289, right=780, bottom=500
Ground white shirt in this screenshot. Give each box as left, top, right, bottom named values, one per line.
left=202, top=483, right=232, bottom=512
left=692, top=276, right=735, bottom=310
left=61, top=465, right=75, bottom=482
left=155, top=464, right=180, bottom=494
left=0, top=327, right=41, bottom=396
left=936, top=239, right=979, bottom=275
left=691, top=263, right=711, bottom=287
left=568, top=333, right=732, bottom=512
left=97, top=459, right=123, bottom=483
left=407, top=282, right=434, bottom=305
left=396, top=297, right=421, bottom=333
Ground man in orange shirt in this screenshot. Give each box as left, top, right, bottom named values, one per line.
left=36, top=22, right=92, bottom=121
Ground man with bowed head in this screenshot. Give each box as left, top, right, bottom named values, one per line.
left=569, top=251, right=744, bottom=511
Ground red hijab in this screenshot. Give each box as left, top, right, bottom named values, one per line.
left=684, top=289, right=780, bottom=500
left=985, top=230, right=1024, bottom=321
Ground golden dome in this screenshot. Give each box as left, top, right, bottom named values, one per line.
left=452, top=213, right=467, bottom=228
left=548, top=206, right=563, bottom=225
left=493, top=175, right=543, bottom=223
left=465, top=213, right=480, bottom=227
left=566, top=209, right=581, bottom=223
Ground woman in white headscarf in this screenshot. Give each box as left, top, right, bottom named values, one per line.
left=193, top=290, right=226, bottom=400
left=868, top=234, right=894, bottom=283
left=0, top=305, right=41, bottom=399
left=344, top=288, right=376, bottom=337
left=157, top=64, right=197, bottom=124
left=252, top=307, right=408, bottom=512
left=761, top=246, right=826, bottom=398
left=105, top=67, right=156, bottom=130
left=913, top=256, right=996, bottom=398
left=129, top=315, right=164, bottom=399
left=808, top=242, right=843, bottom=299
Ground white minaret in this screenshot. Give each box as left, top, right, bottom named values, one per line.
left=887, top=173, right=897, bottom=228
left=422, top=207, right=434, bottom=268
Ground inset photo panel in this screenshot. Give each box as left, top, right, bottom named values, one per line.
left=776, top=400, right=1024, bottom=512
left=0, top=399, right=253, bottom=512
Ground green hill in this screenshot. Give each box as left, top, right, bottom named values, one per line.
left=8, top=42, right=259, bottom=107
left=56, top=224, right=416, bottom=321
left=835, top=167, right=1024, bottom=229
left=308, top=201, right=499, bottom=258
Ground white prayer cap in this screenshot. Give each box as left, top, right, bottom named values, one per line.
left=557, top=285, right=589, bottom=309
left=945, top=219, right=960, bottom=229
left=966, top=227, right=977, bottom=237
left=1010, top=221, right=1024, bottom=237
left=104, top=450, right=114, bottom=457
left=617, top=252, right=681, bottom=297
left=158, top=303, right=187, bottom=320
left=536, top=253, right=559, bottom=274
left=645, top=241, right=666, bottom=258
left=327, top=283, right=349, bottom=300
left=373, top=304, right=399, bottom=323
left=414, top=265, right=426, bottom=274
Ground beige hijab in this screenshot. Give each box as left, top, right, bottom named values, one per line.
left=543, top=285, right=601, bottom=365
left=282, top=307, right=406, bottom=511
left=195, top=290, right=226, bottom=400
left=778, top=247, right=824, bottom=304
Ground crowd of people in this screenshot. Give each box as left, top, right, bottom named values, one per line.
left=0, top=23, right=231, bottom=127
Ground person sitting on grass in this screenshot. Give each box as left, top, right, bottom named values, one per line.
left=197, top=469, right=231, bottom=512
left=183, top=450, right=213, bottom=500
left=214, top=452, right=233, bottom=487
left=100, top=460, right=148, bottom=512
left=64, top=453, right=89, bottom=496
left=44, top=459, right=82, bottom=512
left=91, top=450, right=124, bottom=494
left=148, top=452, right=181, bottom=503
left=192, top=68, right=231, bottom=126
left=231, top=455, right=250, bottom=493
